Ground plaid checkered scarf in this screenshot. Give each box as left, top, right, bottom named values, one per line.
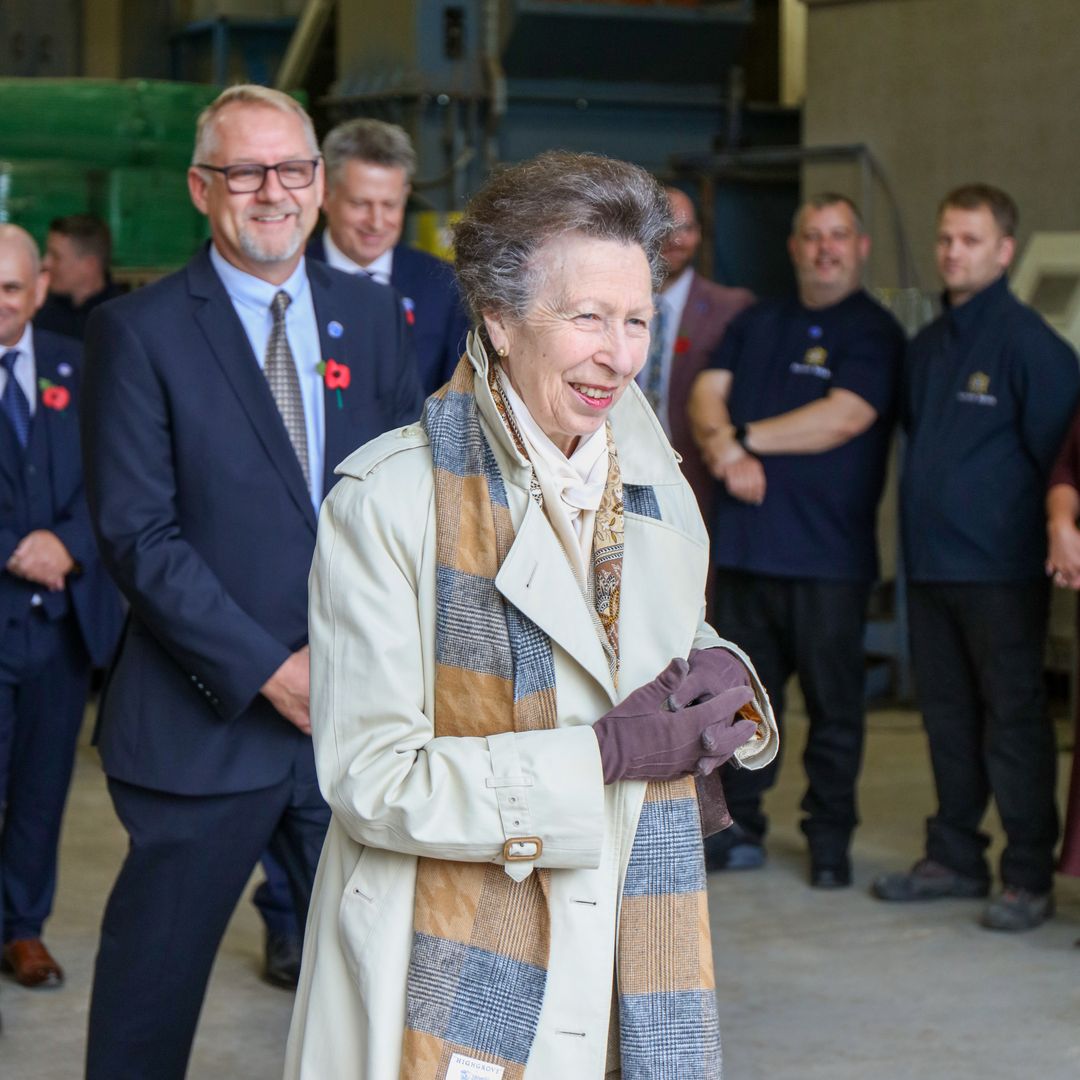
left=402, top=352, right=721, bottom=1079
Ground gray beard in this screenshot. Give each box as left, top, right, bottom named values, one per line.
left=237, top=219, right=305, bottom=265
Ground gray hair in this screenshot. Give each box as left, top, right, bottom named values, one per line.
left=322, top=119, right=417, bottom=188
left=452, top=150, right=673, bottom=327
left=0, top=223, right=41, bottom=276
left=792, top=193, right=865, bottom=235
left=191, top=85, right=318, bottom=166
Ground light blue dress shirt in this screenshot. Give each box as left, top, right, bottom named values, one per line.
left=210, top=245, right=325, bottom=511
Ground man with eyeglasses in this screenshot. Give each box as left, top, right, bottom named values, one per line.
left=81, top=85, right=423, bottom=1079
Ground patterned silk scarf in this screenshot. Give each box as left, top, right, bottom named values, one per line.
left=401, top=353, right=721, bottom=1079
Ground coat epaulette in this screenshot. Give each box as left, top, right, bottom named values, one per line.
left=334, top=424, right=431, bottom=482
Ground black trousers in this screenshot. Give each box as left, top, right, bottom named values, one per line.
left=710, top=570, right=870, bottom=859
left=907, top=581, right=1058, bottom=894
left=85, top=756, right=329, bottom=1080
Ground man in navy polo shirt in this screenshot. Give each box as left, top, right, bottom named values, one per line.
left=872, top=184, right=1080, bottom=930
left=689, top=194, right=904, bottom=887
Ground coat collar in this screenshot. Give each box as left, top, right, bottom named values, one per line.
left=462, top=333, right=690, bottom=702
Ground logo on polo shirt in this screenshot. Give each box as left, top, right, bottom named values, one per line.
left=957, top=370, right=997, bottom=406
left=790, top=345, right=832, bottom=379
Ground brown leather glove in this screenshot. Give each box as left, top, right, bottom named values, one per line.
left=592, top=656, right=756, bottom=784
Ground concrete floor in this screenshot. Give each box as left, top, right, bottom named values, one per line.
left=2, top=701, right=1079, bottom=1079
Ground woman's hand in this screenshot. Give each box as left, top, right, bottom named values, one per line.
left=592, top=655, right=756, bottom=783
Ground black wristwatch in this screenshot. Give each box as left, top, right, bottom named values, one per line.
left=733, top=424, right=752, bottom=452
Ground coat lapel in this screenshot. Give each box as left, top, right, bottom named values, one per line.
left=309, top=263, right=357, bottom=501
left=188, top=250, right=316, bottom=531
left=677, top=273, right=707, bottom=340
left=496, top=497, right=618, bottom=703
left=31, top=349, right=77, bottom=497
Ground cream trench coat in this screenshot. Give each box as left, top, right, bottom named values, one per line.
left=285, top=343, right=777, bottom=1080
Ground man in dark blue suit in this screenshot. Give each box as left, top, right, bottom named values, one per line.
left=307, top=117, right=470, bottom=395
left=0, top=224, right=122, bottom=996
left=81, top=86, right=424, bottom=1079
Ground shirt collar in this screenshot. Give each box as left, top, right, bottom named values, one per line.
left=3, top=322, right=35, bottom=365
left=796, top=286, right=865, bottom=319
left=209, top=243, right=310, bottom=314
left=944, top=273, right=1009, bottom=337
left=323, top=231, right=395, bottom=285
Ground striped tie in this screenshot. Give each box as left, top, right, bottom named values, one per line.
left=1, top=349, right=31, bottom=449
left=642, top=301, right=668, bottom=419
left=264, top=291, right=310, bottom=486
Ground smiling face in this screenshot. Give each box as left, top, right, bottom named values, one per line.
left=188, top=102, right=323, bottom=284
left=483, top=233, right=654, bottom=457
left=936, top=204, right=1014, bottom=306
left=0, top=239, right=47, bottom=348
left=788, top=201, right=870, bottom=308
left=323, top=159, right=409, bottom=267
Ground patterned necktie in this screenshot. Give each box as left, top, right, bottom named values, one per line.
left=642, top=300, right=668, bottom=418
left=1, top=349, right=31, bottom=449
left=264, top=291, right=310, bottom=487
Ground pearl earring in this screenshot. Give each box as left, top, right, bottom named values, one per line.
left=498, top=346, right=508, bottom=358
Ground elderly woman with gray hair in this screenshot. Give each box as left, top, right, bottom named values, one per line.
left=285, top=151, right=777, bottom=1080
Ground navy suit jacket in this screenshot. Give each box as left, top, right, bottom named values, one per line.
left=307, top=234, right=470, bottom=395
left=81, top=246, right=425, bottom=796
left=0, top=330, right=122, bottom=669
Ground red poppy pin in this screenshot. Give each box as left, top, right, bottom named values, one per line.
left=316, top=359, right=351, bottom=409
left=674, top=335, right=691, bottom=355
left=38, top=377, right=71, bottom=411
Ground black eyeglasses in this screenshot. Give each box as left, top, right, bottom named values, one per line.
left=196, top=158, right=321, bottom=194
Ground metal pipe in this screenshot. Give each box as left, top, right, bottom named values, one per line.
left=275, top=0, right=336, bottom=92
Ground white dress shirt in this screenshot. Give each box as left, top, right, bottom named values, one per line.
left=323, top=231, right=394, bottom=287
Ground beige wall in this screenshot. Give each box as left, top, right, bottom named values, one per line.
left=804, top=0, right=1080, bottom=291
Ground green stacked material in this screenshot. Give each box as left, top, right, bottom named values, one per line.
left=0, top=79, right=221, bottom=270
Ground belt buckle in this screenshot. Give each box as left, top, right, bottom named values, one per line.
left=502, top=836, right=543, bottom=862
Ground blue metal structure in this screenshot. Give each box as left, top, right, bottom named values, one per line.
left=327, top=0, right=799, bottom=294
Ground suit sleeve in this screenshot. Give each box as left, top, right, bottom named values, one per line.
left=81, top=305, right=290, bottom=721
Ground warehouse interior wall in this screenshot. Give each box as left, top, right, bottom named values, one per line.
left=803, top=0, right=1080, bottom=292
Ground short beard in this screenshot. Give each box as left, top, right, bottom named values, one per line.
left=237, top=216, right=305, bottom=265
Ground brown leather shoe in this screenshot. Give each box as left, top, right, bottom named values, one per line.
left=2, top=938, right=64, bottom=988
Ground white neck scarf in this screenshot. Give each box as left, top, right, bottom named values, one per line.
left=497, top=368, right=609, bottom=582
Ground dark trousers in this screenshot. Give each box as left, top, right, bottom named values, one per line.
left=907, top=581, right=1057, bottom=893
left=253, top=849, right=301, bottom=937
left=710, top=571, right=871, bottom=859
left=85, top=756, right=329, bottom=1080
left=0, top=610, right=90, bottom=941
